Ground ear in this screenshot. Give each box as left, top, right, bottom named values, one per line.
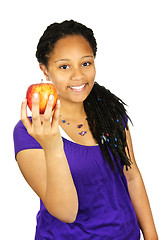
left=39, top=63, right=50, bottom=81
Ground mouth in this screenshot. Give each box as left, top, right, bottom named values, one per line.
left=69, top=83, right=87, bottom=92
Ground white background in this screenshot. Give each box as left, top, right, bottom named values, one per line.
left=0, top=0, right=158, bottom=239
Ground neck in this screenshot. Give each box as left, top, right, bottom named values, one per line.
left=59, top=98, right=86, bottom=120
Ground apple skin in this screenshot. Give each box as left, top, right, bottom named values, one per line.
left=26, top=83, right=58, bottom=114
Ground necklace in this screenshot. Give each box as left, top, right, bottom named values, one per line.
left=60, top=115, right=88, bottom=136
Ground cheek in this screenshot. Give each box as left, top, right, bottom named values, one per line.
left=51, top=78, right=68, bottom=96
left=49, top=73, right=65, bottom=88
left=88, top=68, right=96, bottom=83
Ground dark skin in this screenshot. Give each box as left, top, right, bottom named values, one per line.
left=17, top=35, right=158, bottom=238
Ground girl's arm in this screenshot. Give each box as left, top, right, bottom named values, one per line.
left=124, top=126, right=158, bottom=240
left=17, top=94, right=78, bottom=223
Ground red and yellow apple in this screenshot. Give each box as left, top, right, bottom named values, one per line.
left=26, top=83, right=58, bottom=114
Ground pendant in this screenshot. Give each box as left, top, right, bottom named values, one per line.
left=77, top=124, right=83, bottom=128
left=79, top=131, right=87, bottom=136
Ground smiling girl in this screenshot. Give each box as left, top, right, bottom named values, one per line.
left=13, top=20, right=158, bottom=240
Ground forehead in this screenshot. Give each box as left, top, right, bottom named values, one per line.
left=52, top=35, right=93, bottom=58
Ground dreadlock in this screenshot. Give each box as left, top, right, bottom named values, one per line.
left=84, top=82, right=132, bottom=171
left=36, top=19, right=132, bottom=171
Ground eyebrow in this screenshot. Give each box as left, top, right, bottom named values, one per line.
left=81, top=55, right=94, bottom=59
left=55, top=58, right=70, bottom=63
left=55, top=55, right=94, bottom=63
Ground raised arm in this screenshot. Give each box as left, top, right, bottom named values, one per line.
left=16, top=93, right=78, bottom=223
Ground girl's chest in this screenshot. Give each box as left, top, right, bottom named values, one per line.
left=63, top=140, right=115, bottom=186
left=59, top=122, right=97, bottom=146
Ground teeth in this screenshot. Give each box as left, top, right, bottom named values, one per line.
left=70, top=84, right=86, bottom=90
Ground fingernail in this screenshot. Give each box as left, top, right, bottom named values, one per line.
left=34, top=93, right=38, bottom=99
left=57, top=99, right=60, bottom=106
left=22, top=98, right=27, bottom=103
left=49, top=94, right=54, bottom=101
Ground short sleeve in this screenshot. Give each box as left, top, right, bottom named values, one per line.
left=13, top=119, right=42, bottom=159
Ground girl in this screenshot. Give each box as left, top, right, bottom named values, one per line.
left=13, top=20, right=158, bottom=239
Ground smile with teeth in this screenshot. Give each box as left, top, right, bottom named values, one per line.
left=69, top=84, right=86, bottom=92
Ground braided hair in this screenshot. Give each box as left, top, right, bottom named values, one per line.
left=84, top=83, right=132, bottom=171
left=36, top=20, right=132, bottom=171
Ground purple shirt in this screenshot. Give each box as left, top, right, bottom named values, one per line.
left=13, top=120, right=140, bottom=240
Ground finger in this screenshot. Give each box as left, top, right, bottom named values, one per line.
left=43, top=95, right=54, bottom=129
left=51, top=99, right=60, bottom=129
left=21, top=98, right=32, bottom=131
left=31, top=93, right=41, bottom=128
left=44, top=95, right=54, bottom=120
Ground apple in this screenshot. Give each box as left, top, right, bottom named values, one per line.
left=26, top=82, right=58, bottom=114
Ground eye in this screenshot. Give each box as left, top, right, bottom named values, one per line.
left=60, top=65, right=69, bottom=70
left=82, top=62, right=91, bottom=67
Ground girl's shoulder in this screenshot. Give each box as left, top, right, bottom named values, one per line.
left=13, top=118, right=42, bottom=158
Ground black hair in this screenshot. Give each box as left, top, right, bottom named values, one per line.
left=84, top=83, right=132, bottom=171
left=36, top=20, right=97, bottom=67
left=36, top=20, right=132, bottom=171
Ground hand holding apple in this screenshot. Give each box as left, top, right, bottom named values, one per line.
left=20, top=81, right=62, bottom=153
left=26, top=82, right=58, bottom=114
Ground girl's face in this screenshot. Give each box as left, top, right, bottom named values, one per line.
left=41, top=35, right=96, bottom=104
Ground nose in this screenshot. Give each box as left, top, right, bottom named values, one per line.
left=70, top=67, right=84, bottom=81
